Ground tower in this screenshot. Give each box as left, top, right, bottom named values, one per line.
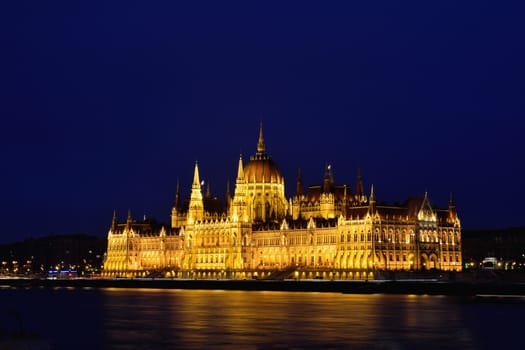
left=243, top=124, right=287, bottom=222
left=188, top=161, right=204, bottom=224
left=292, top=168, right=304, bottom=220
left=368, top=184, right=376, bottom=214
left=355, top=167, right=367, bottom=205
left=320, top=163, right=335, bottom=219
left=231, top=154, right=248, bottom=222
left=171, top=180, right=183, bottom=228
left=225, top=180, right=232, bottom=214
left=111, top=210, right=117, bottom=232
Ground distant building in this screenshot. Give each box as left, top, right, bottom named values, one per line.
left=0, top=234, right=106, bottom=276
left=103, top=126, right=462, bottom=279
left=462, top=227, right=525, bottom=269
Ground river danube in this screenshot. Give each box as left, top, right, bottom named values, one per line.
left=1, top=287, right=523, bottom=349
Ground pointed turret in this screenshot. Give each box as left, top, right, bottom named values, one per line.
left=236, top=154, right=244, bottom=182
left=125, top=209, right=132, bottom=230
left=188, top=161, right=204, bottom=223
left=232, top=154, right=248, bottom=222
left=225, top=180, right=232, bottom=209
left=111, top=210, right=117, bottom=232
left=296, top=167, right=304, bottom=197
left=192, top=161, right=201, bottom=188
left=234, top=154, right=246, bottom=197
left=205, top=180, right=211, bottom=199
left=368, top=185, right=376, bottom=212
left=448, top=192, right=458, bottom=223
left=323, top=163, right=333, bottom=193
left=291, top=167, right=303, bottom=220
left=342, top=185, right=348, bottom=217
left=190, top=161, right=203, bottom=203
left=355, top=167, right=366, bottom=204
left=320, top=163, right=336, bottom=218
left=171, top=180, right=183, bottom=229
left=174, top=180, right=181, bottom=209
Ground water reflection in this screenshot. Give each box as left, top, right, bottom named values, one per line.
left=2, top=287, right=523, bottom=349
left=101, top=290, right=478, bottom=349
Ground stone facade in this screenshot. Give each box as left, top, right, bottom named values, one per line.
left=103, top=126, right=462, bottom=279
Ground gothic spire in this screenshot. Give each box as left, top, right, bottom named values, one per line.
left=111, top=210, right=117, bottom=231
left=174, top=179, right=181, bottom=209
left=188, top=161, right=204, bottom=222
left=355, top=166, right=365, bottom=203
left=192, top=161, right=201, bottom=189
left=205, top=180, right=211, bottom=198
left=225, top=180, right=232, bottom=207
left=296, top=167, right=304, bottom=197
left=323, top=162, right=333, bottom=193
left=342, top=185, right=348, bottom=217
left=448, top=191, right=458, bottom=223
left=236, top=154, right=244, bottom=182
left=125, top=209, right=132, bottom=230
left=369, top=185, right=376, bottom=205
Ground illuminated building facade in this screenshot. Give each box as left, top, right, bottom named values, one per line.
left=103, top=126, right=462, bottom=279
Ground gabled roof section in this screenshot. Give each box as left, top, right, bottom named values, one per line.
left=417, top=193, right=436, bottom=222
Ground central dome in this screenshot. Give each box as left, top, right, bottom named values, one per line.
left=243, top=125, right=283, bottom=184
left=244, top=157, right=283, bottom=184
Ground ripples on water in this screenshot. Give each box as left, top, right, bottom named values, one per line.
left=1, top=287, right=524, bottom=349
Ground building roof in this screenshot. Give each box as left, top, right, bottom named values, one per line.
left=243, top=124, right=283, bottom=184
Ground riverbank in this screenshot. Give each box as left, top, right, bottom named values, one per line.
left=2, top=277, right=525, bottom=296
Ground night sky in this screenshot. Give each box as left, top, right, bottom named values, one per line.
left=1, top=2, right=524, bottom=243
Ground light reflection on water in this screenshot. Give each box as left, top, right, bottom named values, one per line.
left=2, top=287, right=524, bottom=349
left=101, top=289, right=473, bottom=349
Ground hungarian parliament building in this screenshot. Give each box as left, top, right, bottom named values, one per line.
left=103, top=126, right=462, bottom=279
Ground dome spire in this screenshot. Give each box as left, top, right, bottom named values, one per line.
left=257, top=122, right=266, bottom=155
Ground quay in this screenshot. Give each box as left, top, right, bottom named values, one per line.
left=2, top=277, right=525, bottom=297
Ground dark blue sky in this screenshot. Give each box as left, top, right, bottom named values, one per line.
left=1, top=1, right=524, bottom=243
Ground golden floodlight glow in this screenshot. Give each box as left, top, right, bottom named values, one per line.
left=102, top=126, right=462, bottom=279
